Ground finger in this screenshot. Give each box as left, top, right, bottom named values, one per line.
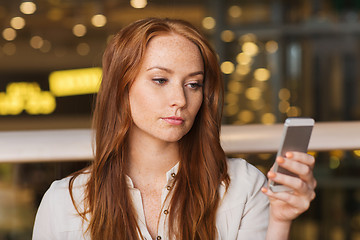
left=267, top=171, right=309, bottom=194
left=276, top=156, right=313, bottom=182
left=262, top=187, right=313, bottom=213
left=286, top=152, right=315, bottom=169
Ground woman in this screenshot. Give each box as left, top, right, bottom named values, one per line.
left=33, top=18, right=316, bottom=240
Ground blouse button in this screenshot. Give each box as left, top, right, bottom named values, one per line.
left=163, top=209, right=169, bottom=214
left=156, top=236, right=162, bottom=240
left=171, top=173, right=176, bottom=178
left=166, top=185, right=171, bottom=190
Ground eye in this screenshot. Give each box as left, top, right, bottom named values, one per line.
left=152, top=78, right=167, bottom=85
left=186, top=82, right=203, bottom=90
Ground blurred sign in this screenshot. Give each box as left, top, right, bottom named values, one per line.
left=0, top=82, right=56, bottom=115
left=49, top=67, right=102, bottom=97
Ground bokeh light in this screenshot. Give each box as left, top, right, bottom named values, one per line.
left=266, top=40, right=278, bottom=53
left=228, top=5, right=242, bottom=18
left=236, top=65, right=251, bottom=75
left=20, top=1, right=37, bottom=15
left=221, top=30, right=235, bottom=42
left=278, top=88, right=291, bottom=100
left=30, top=36, right=44, bottom=49
left=261, top=113, right=276, bottom=125
left=2, top=28, right=16, bottom=41
left=202, top=17, right=216, bottom=30
left=254, top=68, right=270, bottom=81
left=72, top=24, right=87, bottom=37
left=245, top=87, right=261, bottom=101
left=130, top=0, right=147, bottom=9
left=10, top=17, right=26, bottom=30
left=242, top=42, right=259, bottom=56
left=237, top=110, right=254, bottom=123
left=220, top=61, right=235, bottom=74
left=236, top=53, right=252, bottom=65
left=77, top=43, right=90, bottom=56
left=91, top=14, right=107, bottom=27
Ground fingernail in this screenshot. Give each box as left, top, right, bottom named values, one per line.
left=267, top=171, right=276, bottom=178
left=261, top=187, right=268, bottom=193
left=285, top=152, right=293, bottom=158
left=276, top=157, right=285, bottom=164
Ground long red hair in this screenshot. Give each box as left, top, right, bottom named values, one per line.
left=69, top=18, right=229, bottom=239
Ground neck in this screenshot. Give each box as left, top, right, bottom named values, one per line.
left=127, top=132, right=180, bottom=187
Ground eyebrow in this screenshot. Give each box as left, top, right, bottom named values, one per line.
left=146, top=66, right=204, bottom=76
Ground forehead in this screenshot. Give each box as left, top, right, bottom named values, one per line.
left=141, top=33, right=203, bottom=70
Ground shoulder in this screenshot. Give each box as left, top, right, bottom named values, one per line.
left=33, top=173, right=90, bottom=239
left=216, top=158, right=269, bottom=239
left=47, top=172, right=89, bottom=205
left=226, top=158, right=267, bottom=190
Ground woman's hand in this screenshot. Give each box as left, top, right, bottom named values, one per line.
left=262, top=151, right=317, bottom=239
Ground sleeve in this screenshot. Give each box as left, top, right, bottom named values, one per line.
left=236, top=171, right=269, bottom=240
left=32, top=181, right=59, bottom=240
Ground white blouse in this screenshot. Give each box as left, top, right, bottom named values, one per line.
left=32, top=158, right=269, bottom=240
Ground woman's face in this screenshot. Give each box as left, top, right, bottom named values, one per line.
left=128, top=33, right=204, bottom=144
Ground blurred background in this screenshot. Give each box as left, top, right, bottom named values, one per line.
left=0, top=0, right=360, bottom=239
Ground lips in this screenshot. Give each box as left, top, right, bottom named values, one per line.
left=162, top=116, right=184, bottom=125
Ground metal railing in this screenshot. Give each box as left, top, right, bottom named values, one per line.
left=0, top=121, right=360, bottom=163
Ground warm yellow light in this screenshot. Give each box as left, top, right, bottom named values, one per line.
left=354, top=150, right=360, bottom=157
left=245, top=87, right=261, bottom=101
left=278, top=88, right=291, bottom=100
left=236, top=64, right=250, bottom=75
left=228, top=5, right=242, bottom=18
left=7, top=82, right=40, bottom=97
left=220, top=61, right=235, bottom=74
left=251, top=99, right=265, bottom=111
left=278, top=101, right=290, bottom=113
left=49, top=67, right=102, bottom=96
left=261, top=113, right=276, bottom=125
left=242, top=42, right=259, bottom=56
left=221, top=30, right=235, bottom=42
left=286, top=106, right=301, bottom=117
left=228, top=81, right=243, bottom=94
left=25, top=91, right=56, bottom=115
left=130, top=0, right=147, bottom=8
left=30, top=36, right=44, bottom=49
left=91, top=14, right=107, bottom=27
left=225, top=104, right=239, bottom=116
left=2, top=28, right=16, bottom=41
left=239, top=33, right=257, bottom=43
left=72, top=24, right=87, bottom=37
left=20, top=1, right=37, bottom=15
left=237, top=110, right=254, bottom=123
left=202, top=17, right=216, bottom=30
left=254, top=68, right=270, bottom=81
left=77, top=43, right=90, bottom=56
left=236, top=53, right=252, bottom=65
left=225, top=93, right=238, bottom=104
left=10, top=17, right=26, bottom=30
left=3, top=43, right=16, bottom=56
left=330, top=150, right=344, bottom=158
left=0, top=82, right=55, bottom=115
left=266, top=40, right=278, bottom=53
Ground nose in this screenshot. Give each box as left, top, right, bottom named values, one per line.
left=169, top=85, right=186, bottom=108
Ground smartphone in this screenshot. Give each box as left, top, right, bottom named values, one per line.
left=269, top=117, right=315, bottom=192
